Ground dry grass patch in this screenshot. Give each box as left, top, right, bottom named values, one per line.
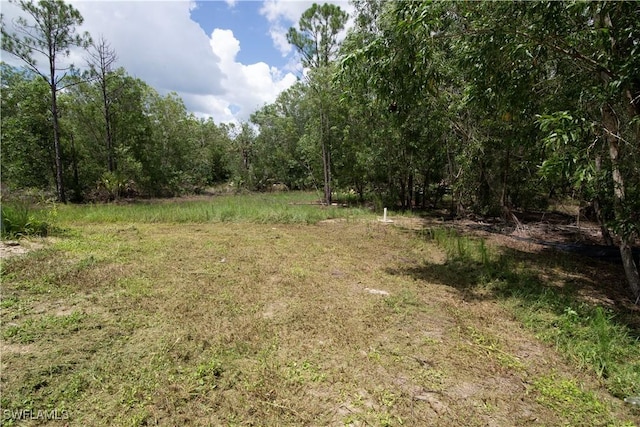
left=1, top=220, right=638, bottom=426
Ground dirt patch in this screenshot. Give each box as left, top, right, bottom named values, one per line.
left=1, top=343, right=35, bottom=355
left=0, top=239, right=45, bottom=259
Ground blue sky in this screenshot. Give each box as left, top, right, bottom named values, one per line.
left=191, top=1, right=287, bottom=70
left=1, top=0, right=354, bottom=124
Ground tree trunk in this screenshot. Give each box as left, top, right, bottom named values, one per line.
left=320, top=110, right=331, bottom=205
left=602, top=102, right=640, bottom=299
left=70, top=133, right=81, bottom=202
left=422, top=173, right=429, bottom=209
left=593, top=154, right=614, bottom=246
left=407, top=172, right=414, bottom=210
left=103, top=75, right=115, bottom=173
left=500, top=148, right=510, bottom=221
left=398, top=176, right=406, bottom=210
left=50, top=75, right=66, bottom=203
left=478, top=159, right=490, bottom=211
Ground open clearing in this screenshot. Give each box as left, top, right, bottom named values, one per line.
left=1, top=198, right=639, bottom=426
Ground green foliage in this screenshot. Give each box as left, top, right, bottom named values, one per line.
left=286, top=3, right=349, bottom=69
left=1, top=0, right=92, bottom=203
left=0, top=64, right=54, bottom=190
left=1, top=202, right=55, bottom=239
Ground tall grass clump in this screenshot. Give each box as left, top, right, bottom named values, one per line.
left=422, top=227, right=494, bottom=266
left=1, top=201, right=55, bottom=239
left=54, top=192, right=374, bottom=226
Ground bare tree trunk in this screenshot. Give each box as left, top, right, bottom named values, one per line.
left=593, top=154, right=614, bottom=246
left=422, top=173, right=429, bottom=209
left=500, top=148, right=511, bottom=221
left=50, top=72, right=66, bottom=203
left=70, top=133, right=80, bottom=201
left=603, top=103, right=640, bottom=299
left=596, top=10, right=640, bottom=299
left=407, top=172, right=414, bottom=210
left=398, top=176, right=406, bottom=210
left=88, top=37, right=119, bottom=173
left=321, top=110, right=331, bottom=205
left=103, top=79, right=115, bottom=173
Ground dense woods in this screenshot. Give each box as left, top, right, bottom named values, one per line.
left=1, top=0, right=639, bottom=297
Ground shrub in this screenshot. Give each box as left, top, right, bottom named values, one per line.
left=1, top=202, right=52, bottom=238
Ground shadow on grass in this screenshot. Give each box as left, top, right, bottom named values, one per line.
left=386, top=227, right=640, bottom=398
left=390, top=229, right=639, bottom=327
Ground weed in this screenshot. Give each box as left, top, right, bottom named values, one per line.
left=423, top=225, right=640, bottom=401
left=532, top=374, right=608, bottom=425
left=194, top=356, right=224, bottom=387
left=2, top=311, right=86, bottom=344
left=466, top=326, right=525, bottom=371
left=117, top=277, right=152, bottom=298
left=1, top=201, right=55, bottom=238
left=286, top=360, right=326, bottom=384
left=53, top=192, right=373, bottom=225
left=0, top=296, right=20, bottom=309
left=423, top=226, right=496, bottom=265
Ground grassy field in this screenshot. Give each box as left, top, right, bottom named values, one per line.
left=1, top=192, right=639, bottom=426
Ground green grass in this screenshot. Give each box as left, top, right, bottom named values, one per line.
left=2, top=311, right=86, bottom=344
left=1, top=201, right=56, bottom=238
left=420, top=226, right=640, bottom=400
left=1, top=195, right=638, bottom=426
left=53, top=192, right=374, bottom=225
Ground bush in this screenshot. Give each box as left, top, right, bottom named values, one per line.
left=1, top=202, right=52, bottom=238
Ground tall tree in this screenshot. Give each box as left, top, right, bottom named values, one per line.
left=340, top=1, right=451, bottom=209
left=287, top=3, right=348, bottom=204
left=86, top=35, right=118, bottom=173
left=1, top=0, right=91, bottom=202
left=520, top=1, right=640, bottom=298
left=250, top=83, right=314, bottom=190
left=0, top=64, right=53, bottom=190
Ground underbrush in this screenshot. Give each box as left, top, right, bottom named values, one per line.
left=1, top=201, right=57, bottom=239
left=420, top=226, right=640, bottom=401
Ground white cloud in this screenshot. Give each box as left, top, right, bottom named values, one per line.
left=269, top=24, right=292, bottom=56
left=70, top=0, right=225, bottom=96
left=1, top=0, right=299, bottom=125
left=259, top=0, right=355, bottom=61
left=260, top=0, right=314, bottom=58
left=209, top=28, right=297, bottom=124
left=260, top=0, right=313, bottom=23
left=1, top=0, right=225, bottom=95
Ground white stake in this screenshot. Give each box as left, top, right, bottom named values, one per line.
left=379, top=207, right=392, bottom=223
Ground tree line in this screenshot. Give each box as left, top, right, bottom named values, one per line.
left=1, top=0, right=236, bottom=202
left=1, top=0, right=639, bottom=298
